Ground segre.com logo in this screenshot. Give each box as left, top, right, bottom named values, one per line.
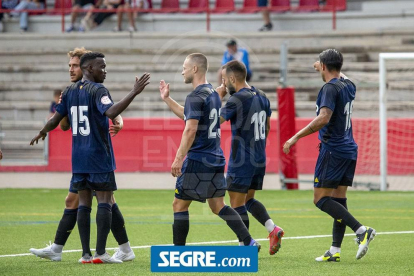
left=151, top=246, right=258, bottom=272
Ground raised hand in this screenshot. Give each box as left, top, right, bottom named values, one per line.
left=159, top=80, right=170, bottom=100
left=30, top=131, right=47, bottom=146
left=133, top=73, right=151, bottom=95
left=313, top=61, right=321, bottom=72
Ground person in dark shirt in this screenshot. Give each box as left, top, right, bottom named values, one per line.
left=283, top=49, right=376, bottom=262
left=217, top=60, right=284, bottom=255
left=159, top=53, right=260, bottom=249
left=30, top=52, right=150, bottom=263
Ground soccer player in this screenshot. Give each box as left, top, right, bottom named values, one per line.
left=159, top=53, right=260, bottom=248
left=283, top=49, right=376, bottom=261
left=216, top=60, right=284, bottom=255
left=29, top=48, right=135, bottom=263
left=30, top=52, right=150, bottom=263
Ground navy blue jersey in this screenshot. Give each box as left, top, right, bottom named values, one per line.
left=184, top=84, right=226, bottom=167
left=56, top=80, right=116, bottom=173
left=316, top=77, right=358, bottom=160
left=221, top=87, right=272, bottom=177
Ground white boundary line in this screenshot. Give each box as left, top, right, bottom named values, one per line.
left=1, top=230, right=413, bottom=258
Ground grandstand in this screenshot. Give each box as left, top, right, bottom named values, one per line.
left=0, top=0, right=413, bottom=189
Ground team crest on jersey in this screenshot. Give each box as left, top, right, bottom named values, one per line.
left=101, top=96, right=112, bottom=105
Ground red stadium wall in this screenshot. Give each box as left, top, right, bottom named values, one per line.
left=1, top=118, right=413, bottom=175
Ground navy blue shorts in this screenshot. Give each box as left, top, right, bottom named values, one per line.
left=175, top=158, right=226, bottom=203
left=258, top=0, right=268, bottom=7
left=71, top=171, right=117, bottom=191
left=226, top=166, right=265, bottom=193
left=314, top=147, right=356, bottom=189
left=69, top=181, right=78, bottom=194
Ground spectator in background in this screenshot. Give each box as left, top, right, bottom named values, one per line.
left=0, top=147, right=3, bottom=160
left=218, top=40, right=252, bottom=85
left=82, top=0, right=125, bottom=31
left=258, top=0, right=272, bottom=31
left=0, top=0, right=19, bottom=32
left=115, top=0, right=149, bottom=32
left=66, top=0, right=95, bottom=32
left=10, top=0, right=45, bottom=32
left=49, top=89, right=62, bottom=119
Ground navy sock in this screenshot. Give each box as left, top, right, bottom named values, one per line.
left=246, top=198, right=271, bottom=226
left=234, top=206, right=249, bottom=242
left=218, top=206, right=251, bottom=246
left=332, top=197, right=347, bottom=247
left=111, top=204, right=129, bottom=245
left=316, top=196, right=362, bottom=232
left=54, top=208, right=78, bottom=246
left=77, top=205, right=92, bottom=256
left=96, top=203, right=112, bottom=255
left=173, top=211, right=189, bottom=246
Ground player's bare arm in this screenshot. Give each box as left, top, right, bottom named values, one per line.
left=171, top=119, right=198, bottom=177
left=216, top=84, right=228, bottom=124
left=109, top=115, right=123, bottom=137
left=30, top=112, right=65, bottom=145
left=105, top=73, right=150, bottom=120
left=283, top=107, right=333, bottom=154
left=159, top=80, right=184, bottom=120
left=60, top=116, right=71, bottom=131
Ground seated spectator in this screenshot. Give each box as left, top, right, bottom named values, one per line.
left=49, top=89, right=62, bottom=119
left=218, top=39, right=252, bottom=85
left=115, top=0, right=149, bottom=32
left=258, top=0, right=272, bottom=31
left=10, top=0, right=45, bottom=32
left=0, top=0, right=19, bottom=32
left=82, top=0, right=124, bottom=31
left=66, top=0, right=95, bottom=32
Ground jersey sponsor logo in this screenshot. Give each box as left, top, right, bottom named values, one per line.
left=101, top=96, right=112, bottom=105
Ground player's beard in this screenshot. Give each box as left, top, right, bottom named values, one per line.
left=184, top=75, right=193, bottom=84
left=227, top=82, right=237, bottom=95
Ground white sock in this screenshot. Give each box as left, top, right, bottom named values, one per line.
left=51, top=243, right=63, bottom=253
left=329, top=246, right=341, bottom=254
left=119, top=241, right=132, bottom=253
left=265, top=219, right=276, bottom=233
left=355, top=226, right=367, bottom=235
left=239, top=242, right=244, bottom=246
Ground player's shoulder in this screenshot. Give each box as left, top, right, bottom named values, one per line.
left=191, top=84, right=215, bottom=99
left=252, top=87, right=267, bottom=99
left=63, top=81, right=79, bottom=95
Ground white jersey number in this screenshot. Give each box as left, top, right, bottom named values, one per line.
left=251, top=110, right=266, bottom=141
left=70, top=106, right=90, bottom=136
left=344, top=100, right=354, bottom=131
left=208, top=108, right=221, bottom=139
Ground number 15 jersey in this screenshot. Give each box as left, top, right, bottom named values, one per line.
left=316, top=77, right=358, bottom=160
left=56, top=80, right=116, bottom=173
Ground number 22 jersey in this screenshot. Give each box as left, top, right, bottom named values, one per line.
left=56, top=80, right=116, bottom=173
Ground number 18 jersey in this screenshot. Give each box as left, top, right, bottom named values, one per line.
left=221, top=87, right=272, bottom=178
left=316, top=77, right=358, bottom=160
left=56, top=80, right=116, bottom=173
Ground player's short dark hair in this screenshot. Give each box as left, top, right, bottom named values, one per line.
left=319, top=49, right=343, bottom=72
left=80, top=52, right=105, bottom=68
left=187, top=53, right=208, bottom=72
left=226, top=39, right=237, bottom=47
left=222, top=60, right=247, bottom=82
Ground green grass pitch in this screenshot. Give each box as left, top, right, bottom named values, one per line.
left=0, top=189, right=413, bottom=276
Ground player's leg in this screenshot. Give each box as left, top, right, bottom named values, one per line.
left=77, top=188, right=93, bottom=263
left=246, top=188, right=284, bottom=255
left=29, top=191, right=79, bottom=261
left=208, top=197, right=260, bottom=250
left=172, top=198, right=192, bottom=245
left=94, top=190, right=113, bottom=255
left=314, top=151, right=375, bottom=260
left=110, top=194, right=134, bottom=261
left=228, top=190, right=249, bottom=245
